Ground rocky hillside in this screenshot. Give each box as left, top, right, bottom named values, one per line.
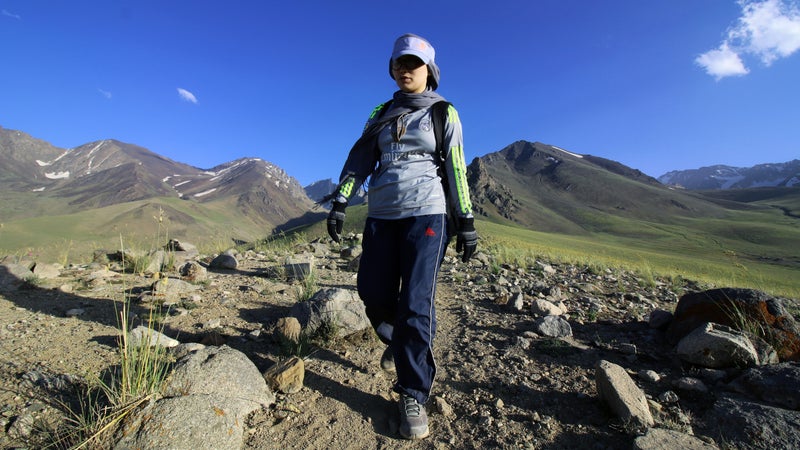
left=1, top=236, right=799, bottom=449
left=0, top=126, right=320, bottom=248
left=0, top=126, right=66, bottom=189
left=465, top=141, right=741, bottom=233
left=658, top=160, right=800, bottom=190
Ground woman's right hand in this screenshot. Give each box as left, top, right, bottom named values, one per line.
left=327, top=202, right=347, bottom=242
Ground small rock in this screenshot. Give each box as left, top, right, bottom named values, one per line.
left=531, top=299, right=564, bottom=316
left=533, top=315, right=572, bottom=338
left=595, top=359, right=654, bottom=430
left=633, top=427, right=720, bottom=450
left=618, top=343, right=637, bottom=355
left=263, top=356, right=305, bottom=394
left=638, top=370, right=661, bottom=383
left=7, top=402, right=46, bottom=439
left=676, top=322, right=760, bottom=368
left=509, top=292, right=525, bottom=311
left=514, top=336, right=532, bottom=350
left=203, top=318, right=222, bottom=329
left=209, top=253, right=238, bottom=270
left=179, top=261, right=207, bottom=282
left=284, top=257, right=314, bottom=281
left=129, top=326, right=179, bottom=348
left=536, top=262, right=556, bottom=275
left=674, top=377, right=708, bottom=394
left=434, top=396, right=454, bottom=418
left=247, top=329, right=262, bottom=341
left=275, top=317, right=302, bottom=342
left=658, top=390, right=680, bottom=404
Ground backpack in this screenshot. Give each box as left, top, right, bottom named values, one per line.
left=373, top=100, right=458, bottom=238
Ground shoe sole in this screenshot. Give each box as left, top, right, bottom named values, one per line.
left=400, top=427, right=430, bottom=440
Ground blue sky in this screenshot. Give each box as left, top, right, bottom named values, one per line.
left=2, top=0, right=799, bottom=186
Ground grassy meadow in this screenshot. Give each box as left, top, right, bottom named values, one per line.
left=0, top=196, right=279, bottom=263
left=298, top=203, right=800, bottom=299
left=2, top=197, right=798, bottom=299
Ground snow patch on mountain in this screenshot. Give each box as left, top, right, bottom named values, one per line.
left=45, top=171, right=70, bottom=179
left=193, top=188, right=217, bottom=198
left=551, top=146, right=583, bottom=159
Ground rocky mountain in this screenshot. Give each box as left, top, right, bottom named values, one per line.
left=0, top=126, right=320, bottom=247
left=657, top=160, right=800, bottom=190
left=304, top=179, right=337, bottom=204
left=465, top=141, right=743, bottom=234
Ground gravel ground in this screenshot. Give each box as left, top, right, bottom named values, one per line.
left=0, top=245, right=728, bottom=449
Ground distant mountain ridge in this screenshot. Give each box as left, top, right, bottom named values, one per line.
left=303, top=179, right=366, bottom=207
left=657, top=160, right=800, bottom=190
left=3, top=124, right=799, bottom=261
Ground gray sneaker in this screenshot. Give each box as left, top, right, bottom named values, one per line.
left=380, top=346, right=395, bottom=373
left=398, top=394, right=429, bottom=439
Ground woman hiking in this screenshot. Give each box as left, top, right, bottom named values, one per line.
left=326, top=33, right=477, bottom=440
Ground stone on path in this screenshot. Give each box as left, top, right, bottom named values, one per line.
left=595, top=359, right=654, bottom=431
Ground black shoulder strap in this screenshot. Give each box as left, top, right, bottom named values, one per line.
left=431, top=100, right=457, bottom=236
left=430, top=101, right=451, bottom=165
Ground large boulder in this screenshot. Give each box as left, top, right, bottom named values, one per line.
left=728, top=362, right=800, bottom=410
left=700, top=393, right=800, bottom=450
left=666, top=288, right=800, bottom=361
left=115, top=345, right=274, bottom=450
left=290, top=288, right=370, bottom=337
left=675, top=322, right=777, bottom=368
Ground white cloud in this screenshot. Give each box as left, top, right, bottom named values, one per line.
left=734, top=0, right=800, bottom=64
left=2, top=9, right=21, bottom=20
left=697, top=0, right=800, bottom=79
left=695, top=43, right=750, bottom=79
left=177, top=88, right=198, bottom=104
left=98, top=88, right=112, bottom=99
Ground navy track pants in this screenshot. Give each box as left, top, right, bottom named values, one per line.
left=357, top=214, right=448, bottom=404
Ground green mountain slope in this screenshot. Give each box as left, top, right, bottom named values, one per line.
left=467, top=141, right=745, bottom=233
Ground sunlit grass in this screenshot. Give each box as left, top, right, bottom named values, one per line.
left=477, top=220, right=799, bottom=298
left=36, top=218, right=177, bottom=449
left=290, top=201, right=799, bottom=298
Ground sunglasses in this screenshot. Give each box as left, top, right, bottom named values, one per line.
left=392, top=56, right=425, bottom=72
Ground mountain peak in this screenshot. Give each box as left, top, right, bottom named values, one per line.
left=1, top=126, right=318, bottom=235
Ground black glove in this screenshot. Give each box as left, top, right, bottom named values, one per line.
left=327, top=201, right=346, bottom=242
left=455, top=217, right=478, bottom=262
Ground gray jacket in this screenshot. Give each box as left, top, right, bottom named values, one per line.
left=335, top=103, right=473, bottom=221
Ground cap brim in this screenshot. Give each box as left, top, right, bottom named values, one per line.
left=391, top=50, right=430, bottom=65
